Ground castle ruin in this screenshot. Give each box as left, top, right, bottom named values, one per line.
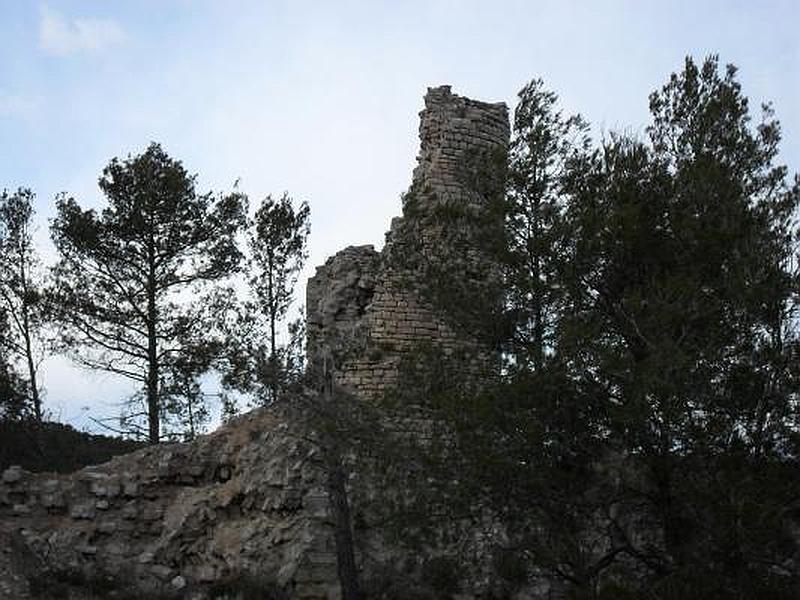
left=307, top=85, right=509, bottom=398
left=0, top=86, right=510, bottom=599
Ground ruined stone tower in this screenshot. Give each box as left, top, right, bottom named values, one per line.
left=307, top=86, right=509, bottom=398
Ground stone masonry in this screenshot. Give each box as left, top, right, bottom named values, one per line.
left=307, top=85, right=509, bottom=399
left=0, top=407, right=340, bottom=599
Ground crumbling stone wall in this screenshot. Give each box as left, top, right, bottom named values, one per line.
left=0, top=408, right=340, bottom=599
left=307, top=86, right=509, bottom=399
left=306, top=245, right=380, bottom=368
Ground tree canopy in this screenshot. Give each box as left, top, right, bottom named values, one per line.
left=372, top=55, right=800, bottom=599
left=218, top=193, right=310, bottom=407
left=50, top=142, right=247, bottom=443
left=0, top=188, right=47, bottom=420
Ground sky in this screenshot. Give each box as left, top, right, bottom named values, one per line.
left=1, top=0, right=798, bottom=433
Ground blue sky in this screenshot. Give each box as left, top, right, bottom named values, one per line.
left=1, top=1, right=798, bottom=432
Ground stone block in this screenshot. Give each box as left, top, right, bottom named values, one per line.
left=123, top=480, right=140, bottom=497
left=41, top=491, right=66, bottom=510
left=70, top=502, right=95, bottom=520
left=97, top=520, right=117, bottom=534
left=12, top=504, right=30, bottom=515
left=2, top=466, right=23, bottom=484
left=151, top=564, right=174, bottom=581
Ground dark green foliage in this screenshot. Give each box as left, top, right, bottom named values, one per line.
left=27, top=567, right=121, bottom=599
left=553, top=58, right=798, bottom=596
left=559, top=57, right=798, bottom=459
left=419, top=557, right=461, bottom=597
left=27, top=569, right=185, bottom=600
left=0, top=420, right=143, bottom=473
left=219, top=193, right=309, bottom=406
left=49, top=142, right=247, bottom=443
left=551, top=57, right=799, bottom=595
left=360, top=563, right=446, bottom=600
left=490, top=548, right=529, bottom=595
left=504, top=79, right=590, bottom=371
left=370, top=56, right=800, bottom=599
left=361, top=556, right=461, bottom=599
left=370, top=344, right=612, bottom=593
left=0, top=332, right=27, bottom=420
left=26, top=566, right=286, bottom=600
left=0, top=188, right=48, bottom=420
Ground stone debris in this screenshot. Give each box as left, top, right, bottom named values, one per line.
left=0, top=408, right=338, bottom=597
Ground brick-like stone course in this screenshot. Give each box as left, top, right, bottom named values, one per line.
left=307, top=85, right=509, bottom=399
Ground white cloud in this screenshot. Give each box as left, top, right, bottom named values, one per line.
left=39, top=6, right=126, bottom=56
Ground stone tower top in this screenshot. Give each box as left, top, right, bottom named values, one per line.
left=412, top=85, right=509, bottom=204
left=307, top=86, right=510, bottom=398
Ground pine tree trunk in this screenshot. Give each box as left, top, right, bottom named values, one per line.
left=23, top=327, right=39, bottom=421
left=146, top=319, right=159, bottom=444
left=268, top=252, right=278, bottom=404
left=146, top=239, right=159, bottom=444
left=19, top=252, right=41, bottom=421
left=321, top=357, right=361, bottom=600
left=327, top=460, right=361, bottom=600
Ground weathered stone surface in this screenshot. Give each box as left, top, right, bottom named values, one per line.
left=307, top=244, right=380, bottom=363
left=2, top=466, right=23, bottom=484
left=307, top=86, right=509, bottom=400
left=69, top=501, right=96, bottom=520
left=0, top=531, right=38, bottom=599
left=0, top=408, right=338, bottom=598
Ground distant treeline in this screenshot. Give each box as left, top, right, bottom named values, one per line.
left=0, top=420, right=144, bottom=473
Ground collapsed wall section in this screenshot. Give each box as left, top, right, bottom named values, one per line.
left=307, top=86, right=509, bottom=399
left=0, top=409, right=341, bottom=599
left=306, top=245, right=380, bottom=369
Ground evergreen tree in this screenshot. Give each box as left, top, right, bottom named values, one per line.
left=50, top=143, right=246, bottom=443
left=554, top=55, right=800, bottom=595
left=0, top=188, right=48, bottom=420
left=505, top=79, right=590, bottom=371
left=220, top=193, right=309, bottom=406
left=371, top=57, right=800, bottom=598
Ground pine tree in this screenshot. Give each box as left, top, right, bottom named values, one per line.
left=554, top=56, right=800, bottom=594
left=50, top=143, right=246, bottom=443
left=0, top=188, right=47, bottom=420
left=505, top=79, right=590, bottom=371
left=220, top=193, right=309, bottom=406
